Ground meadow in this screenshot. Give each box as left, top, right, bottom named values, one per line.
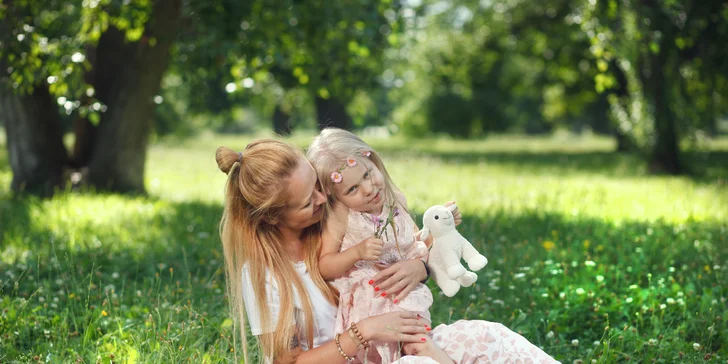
left=1, top=131, right=727, bottom=363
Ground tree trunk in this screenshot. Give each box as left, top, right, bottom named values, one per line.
left=70, top=44, right=99, bottom=169
left=0, top=81, right=68, bottom=196
left=86, top=0, right=181, bottom=193
left=272, top=104, right=292, bottom=136
left=646, top=43, right=681, bottom=174
left=315, top=96, right=352, bottom=130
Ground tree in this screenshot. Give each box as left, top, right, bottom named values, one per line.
left=1, top=0, right=181, bottom=194
left=581, top=0, right=728, bottom=174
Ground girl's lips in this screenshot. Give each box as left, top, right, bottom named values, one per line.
left=370, top=190, right=381, bottom=204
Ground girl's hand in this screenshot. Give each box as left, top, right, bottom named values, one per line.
left=444, top=201, right=462, bottom=226
left=356, top=311, right=429, bottom=343
left=370, top=259, right=427, bottom=302
left=356, top=237, right=384, bottom=261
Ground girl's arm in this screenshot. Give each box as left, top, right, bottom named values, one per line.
left=318, top=204, right=361, bottom=280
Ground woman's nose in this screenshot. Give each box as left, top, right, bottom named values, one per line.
left=313, top=188, right=326, bottom=205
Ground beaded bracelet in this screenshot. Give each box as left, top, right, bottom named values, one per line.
left=347, top=328, right=365, bottom=350
left=350, top=321, right=369, bottom=348
left=335, top=333, right=355, bottom=362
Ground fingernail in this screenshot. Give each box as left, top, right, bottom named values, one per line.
left=368, top=280, right=374, bottom=285
left=393, top=299, right=399, bottom=304
left=381, top=292, right=387, bottom=297
left=426, top=327, right=431, bottom=331
left=420, top=338, right=426, bottom=342
left=374, top=287, right=380, bottom=292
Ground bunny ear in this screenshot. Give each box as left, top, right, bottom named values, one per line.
left=420, top=227, right=431, bottom=241
left=447, top=203, right=458, bottom=212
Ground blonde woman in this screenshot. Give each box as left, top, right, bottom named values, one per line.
left=216, top=139, right=559, bottom=363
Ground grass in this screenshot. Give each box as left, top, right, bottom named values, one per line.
left=1, top=131, right=727, bottom=363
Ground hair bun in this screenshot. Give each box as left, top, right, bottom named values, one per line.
left=215, top=147, right=241, bottom=174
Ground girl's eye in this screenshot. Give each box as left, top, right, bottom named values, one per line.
left=364, top=171, right=370, bottom=179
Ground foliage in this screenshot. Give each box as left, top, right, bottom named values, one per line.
left=1, top=134, right=727, bottom=362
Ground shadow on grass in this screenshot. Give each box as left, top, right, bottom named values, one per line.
left=376, top=143, right=728, bottom=181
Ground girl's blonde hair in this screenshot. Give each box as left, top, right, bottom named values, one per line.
left=216, top=139, right=338, bottom=363
left=306, top=128, right=404, bottom=218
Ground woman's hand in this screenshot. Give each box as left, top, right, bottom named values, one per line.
left=356, top=311, right=429, bottom=343
left=444, top=200, right=462, bottom=226
left=370, top=259, right=428, bottom=302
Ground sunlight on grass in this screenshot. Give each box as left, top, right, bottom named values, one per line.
left=1, top=132, right=727, bottom=363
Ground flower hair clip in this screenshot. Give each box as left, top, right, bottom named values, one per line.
left=330, top=151, right=372, bottom=183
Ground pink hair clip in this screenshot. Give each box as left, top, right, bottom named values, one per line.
left=331, top=171, right=343, bottom=183
left=362, top=151, right=371, bottom=157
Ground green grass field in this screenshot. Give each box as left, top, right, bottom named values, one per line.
left=1, top=131, right=727, bottom=363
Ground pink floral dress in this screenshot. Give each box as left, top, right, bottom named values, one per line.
left=334, top=204, right=432, bottom=363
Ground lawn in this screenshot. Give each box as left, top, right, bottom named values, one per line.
left=1, top=131, right=727, bottom=363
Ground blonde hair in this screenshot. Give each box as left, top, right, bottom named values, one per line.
left=306, top=128, right=405, bottom=219
left=216, top=139, right=338, bottom=363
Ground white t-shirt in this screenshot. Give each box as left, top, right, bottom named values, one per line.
left=241, top=261, right=337, bottom=350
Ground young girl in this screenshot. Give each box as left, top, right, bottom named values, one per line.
left=307, top=128, right=455, bottom=364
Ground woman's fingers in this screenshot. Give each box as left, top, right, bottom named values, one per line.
left=393, top=281, right=417, bottom=302
left=371, top=264, right=396, bottom=282
left=394, top=334, right=431, bottom=343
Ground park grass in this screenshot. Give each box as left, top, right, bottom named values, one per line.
left=1, top=131, right=727, bottom=363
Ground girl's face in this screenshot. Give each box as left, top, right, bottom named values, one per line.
left=281, top=157, right=327, bottom=230
left=332, top=158, right=386, bottom=215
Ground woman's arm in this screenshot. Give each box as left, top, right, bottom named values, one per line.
left=292, top=312, right=428, bottom=364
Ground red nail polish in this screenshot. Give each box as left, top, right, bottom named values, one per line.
left=426, top=327, right=431, bottom=331
left=393, top=299, right=399, bottom=304
left=374, top=287, right=380, bottom=292
left=381, top=292, right=387, bottom=297
left=421, top=338, right=426, bottom=342
left=368, top=280, right=374, bottom=285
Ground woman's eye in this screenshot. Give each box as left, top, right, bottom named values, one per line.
left=348, top=186, right=357, bottom=194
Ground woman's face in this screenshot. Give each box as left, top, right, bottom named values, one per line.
left=280, top=156, right=327, bottom=230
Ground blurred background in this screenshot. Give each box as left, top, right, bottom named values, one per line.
left=1, top=0, right=727, bottom=195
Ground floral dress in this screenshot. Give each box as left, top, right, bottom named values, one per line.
left=334, top=204, right=432, bottom=363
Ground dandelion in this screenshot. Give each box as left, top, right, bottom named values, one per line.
left=542, top=240, right=555, bottom=251
left=629, top=284, right=638, bottom=290
left=101, top=310, right=108, bottom=316
left=593, top=340, right=600, bottom=346
left=584, top=260, right=596, bottom=267
left=712, top=299, right=718, bottom=305
left=660, top=303, right=667, bottom=310
left=583, top=240, right=590, bottom=249
left=559, top=292, right=566, bottom=299
left=648, top=338, right=658, bottom=346
left=514, top=273, right=526, bottom=279
left=576, top=288, right=585, bottom=295
left=666, top=298, right=675, bottom=305
left=573, top=360, right=583, bottom=364
left=572, top=339, right=579, bottom=346
left=112, top=272, right=120, bottom=279
left=546, top=331, right=555, bottom=339
left=693, top=343, right=701, bottom=351
left=596, top=275, right=604, bottom=282
left=625, top=297, right=633, bottom=303
left=541, top=293, right=549, bottom=298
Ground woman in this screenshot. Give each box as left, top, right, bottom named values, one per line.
left=216, top=139, right=558, bottom=363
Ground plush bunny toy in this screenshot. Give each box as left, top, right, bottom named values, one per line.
left=421, top=204, right=488, bottom=297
